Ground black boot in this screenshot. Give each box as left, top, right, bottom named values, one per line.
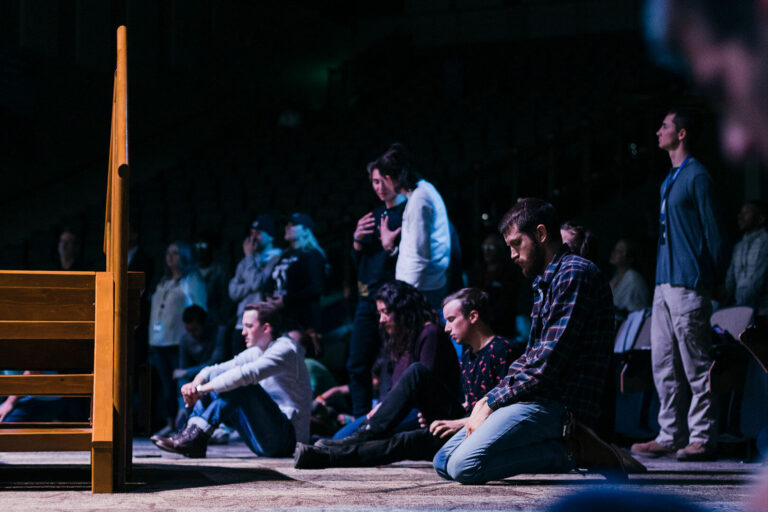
left=294, top=443, right=335, bottom=469
left=152, top=424, right=210, bottom=458
left=314, top=421, right=381, bottom=448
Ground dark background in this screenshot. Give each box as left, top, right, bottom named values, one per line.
left=0, top=0, right=764, bottom=300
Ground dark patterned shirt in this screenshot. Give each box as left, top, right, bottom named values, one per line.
left=461, top=336, right=525, bottom=414
left=485, top=246, right=614, bottom=427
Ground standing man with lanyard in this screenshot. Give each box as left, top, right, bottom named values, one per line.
left=632, top=108, right=727, bottom=462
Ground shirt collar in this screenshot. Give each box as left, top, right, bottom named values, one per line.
left=533, top=244, right=571, bottom=292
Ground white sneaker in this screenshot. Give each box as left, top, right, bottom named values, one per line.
left=209, top=424, right=231, bottom=445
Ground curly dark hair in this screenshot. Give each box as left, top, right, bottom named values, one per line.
left=375, top=280, right=438, bottom=360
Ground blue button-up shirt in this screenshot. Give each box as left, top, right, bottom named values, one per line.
left=655, top=157, right=727, bottom=290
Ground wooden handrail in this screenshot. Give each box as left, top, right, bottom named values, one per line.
left=102, top=25, right=130, bottom=490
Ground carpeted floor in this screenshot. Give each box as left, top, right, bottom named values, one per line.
left=0, top=438, right=762, bottom=511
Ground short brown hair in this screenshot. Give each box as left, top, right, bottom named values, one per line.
left=244, top=301, right=283, bottom=339
left=498, top=198, right=562, bottom=244
left=442, top=287, right=490, bottom=324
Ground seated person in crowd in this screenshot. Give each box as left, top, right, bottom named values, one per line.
left=172, top=305, right=228, bottom=428
left=726, top=201, right=768, bottom=323
left=293, top=287, right=523, bottom=468
left=328, top=280, right=460, bottom=440
left=560, top=221, right=599, bottom=263
left=471, top=233, right=522, bottom=340
left=194, top=233, right=230, bottom=328
left=56, top=227, right=86, bottom=271
left=0, top=371, right=89, bottom=422
left=151, top=302, right=312, bottom=458
left=228, top=215, right=282, bottom=355
left=609, top=238, right=651, bottom=316
left=433, top=198, right=643, bottom=484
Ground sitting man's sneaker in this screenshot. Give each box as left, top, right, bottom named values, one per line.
left=314, top=421, right=380, bottom=448
left=630, top=440, right=675, bottom=458
left=294, top=443, right=334, bottom=469
left=152, top=424, right=210, bottom=458
left=209, top=424, right=232, bottom=445
left=676, top=442, right=717, bottom=462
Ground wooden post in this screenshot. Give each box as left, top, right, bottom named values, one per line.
left=111, top=25, right=130, bottom=490
left=92, top=272, right=115, bottom=493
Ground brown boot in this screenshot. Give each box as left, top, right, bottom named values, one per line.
left=564, top=415, right=638, bottom=480
left=152, top=424, right=210, bottom=458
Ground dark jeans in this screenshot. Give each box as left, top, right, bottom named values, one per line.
left=366, top=363, right=465, bottom=434
left=149, top=345, right=180, bottom=424
left=189, top=385, right=296, bottom=457
left=347, top=298, right=381, bottom=416
left=323, top=428, right=448, bottom=466
left=331, top=408, right=420, bottom=440
left=1, top=397, right=89, bottom=422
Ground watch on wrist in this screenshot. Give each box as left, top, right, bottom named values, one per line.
left=196, top=384, right=205, bottom=394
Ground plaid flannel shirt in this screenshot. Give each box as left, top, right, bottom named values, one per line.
left=485, top=246, right=615, bottom=427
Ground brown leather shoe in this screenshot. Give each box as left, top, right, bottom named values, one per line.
left=630, top=440, right=675, bottom=458
left=152, top=424, right=210, bottom=458
left=564, top=415, right=638, bottom=480
left=676, top=442, right=717, bottom=462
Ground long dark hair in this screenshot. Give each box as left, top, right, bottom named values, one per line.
left=375, top=281, right=438, bottom=359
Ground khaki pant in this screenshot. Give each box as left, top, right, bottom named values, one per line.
left=651, top=284, right=717, bottom=447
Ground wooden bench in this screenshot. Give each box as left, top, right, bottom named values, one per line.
left=0, top=25, right=134, bottom=494
left=0, top=271, right=132, bottom=493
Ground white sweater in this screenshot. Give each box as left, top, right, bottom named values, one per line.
left=196, top=335, right=312, bottom=443
left=395, top=179, right=451, bottom=291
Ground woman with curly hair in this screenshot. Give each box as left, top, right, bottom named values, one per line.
left=327, top=280, right=460, bottom=440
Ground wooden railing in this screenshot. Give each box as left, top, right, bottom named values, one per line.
left=103, top=24, right=131, bottom=491
left=0, top=26, right=137, bottom=495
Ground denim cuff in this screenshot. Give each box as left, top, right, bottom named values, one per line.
left=188, top=416, right=216, bottom=435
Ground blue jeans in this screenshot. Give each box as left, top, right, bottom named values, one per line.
left=433, top=399, right=572, bottom=484
left=188, top=385, right=296, bottom=457
left=347, top=299, right=381, bottom=417
left=1, top=397, right=89, bottom=422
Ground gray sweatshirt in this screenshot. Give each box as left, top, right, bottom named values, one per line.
left=196, top=335, right=312, bottom=444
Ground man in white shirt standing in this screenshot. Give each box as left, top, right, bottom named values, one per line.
left=151, top=301, right=312, bottom=458
left=376, top=143, right=452, bottom=309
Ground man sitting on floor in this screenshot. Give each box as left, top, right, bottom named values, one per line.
left=433, top=198, right=644, bottom=484
left=294, top=287, right=524, bottom=468
left=152, top=301, right=312, bottom=458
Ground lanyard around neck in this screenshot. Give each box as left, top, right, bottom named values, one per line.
left=661, top=155, right=691, bottom=202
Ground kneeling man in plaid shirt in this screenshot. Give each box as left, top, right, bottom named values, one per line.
left=433, top=198, right=644, bottom=484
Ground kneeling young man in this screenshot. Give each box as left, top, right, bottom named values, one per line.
left=294, top=287, right=523, bottom=468
left=152, top=302, right=312, bottom=458
left=433, top=198, right=643, bottom=484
